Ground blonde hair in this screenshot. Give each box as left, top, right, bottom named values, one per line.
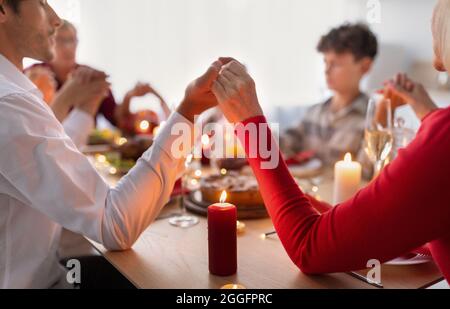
left=433, top=0, right=450, bottom=70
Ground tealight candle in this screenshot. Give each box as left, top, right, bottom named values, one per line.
left=208, top=191, right=237, bottom=276
left=138, top=120, right=150, bottom=133
left=333, top=153, right=362, bottom=204
left=114, top=137, right=128, bottom=146
left=220, top=284, right=246, bottom=289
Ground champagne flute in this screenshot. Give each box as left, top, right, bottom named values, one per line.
left=169, top=154, right=200, bottom=228
left=390, top=117, right=416, bottom=162
left=364, top=97, right=394, bottom=178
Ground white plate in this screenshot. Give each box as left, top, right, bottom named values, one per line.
left=241, top=158, right=323, bottom=179
left=385, top=254, right=432, bottom=266
left=287, top=159, right=323, bottom=178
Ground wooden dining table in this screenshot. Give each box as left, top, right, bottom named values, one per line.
left=86, top=162, right=444, bottom=289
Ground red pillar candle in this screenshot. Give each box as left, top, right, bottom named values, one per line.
left=208, top=191, right=237, bottom=276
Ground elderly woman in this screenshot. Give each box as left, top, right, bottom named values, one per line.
left=212, top=0, right=450, bottom=283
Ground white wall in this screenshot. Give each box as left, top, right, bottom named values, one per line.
left=44, top=0, right=443, bottom=114
left=345, top=0, right=440, bottom=92
left=46, top=0, right=363, bottom=112
left=372, top=0, right=436, bottom=62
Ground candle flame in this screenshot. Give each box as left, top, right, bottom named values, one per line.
left=344, top=153, right=352, bottom=163
left=115, top=137, right=127, bottom=146
left=139, top=120, right=150, bottom=131
left=220, top=190, right=227, bottom=203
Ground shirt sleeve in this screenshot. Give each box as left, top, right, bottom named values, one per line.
left=236, top=112, right=450, bottom=281
left=62, top=109, right=95, bottom=149
left=0, top=92, right=193, bottom=251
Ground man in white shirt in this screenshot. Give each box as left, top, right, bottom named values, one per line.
left=0, top=0, right=224, bottom=288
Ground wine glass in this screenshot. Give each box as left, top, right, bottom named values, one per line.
left=364, top=97, right=394, bottom=178
left=389, top=117, right=416, bottom=162
left=169, top=154, right=200, bottom=228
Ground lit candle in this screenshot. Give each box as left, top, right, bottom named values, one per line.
left=139, top=120, right=150, bottom=132
left=220, top=284, right=246, bottom=289
left=208, top=190, right=237, bottom=276
left=114, top=137, right=128, bottom=146
left=333, top=153, right=362, bottom=204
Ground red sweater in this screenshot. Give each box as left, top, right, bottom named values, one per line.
left=236, top=107, right=450, bottom=283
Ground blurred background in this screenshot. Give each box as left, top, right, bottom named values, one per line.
left=31, top=0, right=448, bottom=130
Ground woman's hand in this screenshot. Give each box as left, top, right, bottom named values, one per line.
left=212, top=59, right=263, bottom=123
left=382, top=73, right=438, bottom=120
left=176, top=59, right=230, bottom=122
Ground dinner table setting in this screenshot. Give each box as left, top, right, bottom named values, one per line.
left=80, top=105, right=444, bottom=289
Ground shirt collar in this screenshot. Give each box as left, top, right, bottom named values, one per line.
left=0, top=53, right=43, bottom=98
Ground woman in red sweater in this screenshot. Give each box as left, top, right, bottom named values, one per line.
left=211, top=1, right=450, bottom=283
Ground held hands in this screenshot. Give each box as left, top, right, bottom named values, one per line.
left=56, top=66, right=110, bottom=117
left=177, top=59, right=228, bottom=122
left=212, top=58, right=263, bottom=123
left=177, top=57, right=264, bottom=124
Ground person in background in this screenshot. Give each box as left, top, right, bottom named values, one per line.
left=280, top=23, right=378, bottom=169
left=25, top=19, right=171, bottom=126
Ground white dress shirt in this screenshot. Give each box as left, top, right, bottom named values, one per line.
left=0, top=54, right=193, bottom=288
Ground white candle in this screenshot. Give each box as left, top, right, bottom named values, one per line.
left=333, top=153, right=362, bottom=204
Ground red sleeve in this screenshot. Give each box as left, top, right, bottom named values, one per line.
left=236, top=111, right=450, bottom=281
left=305, top=194, right=332, bottom=214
